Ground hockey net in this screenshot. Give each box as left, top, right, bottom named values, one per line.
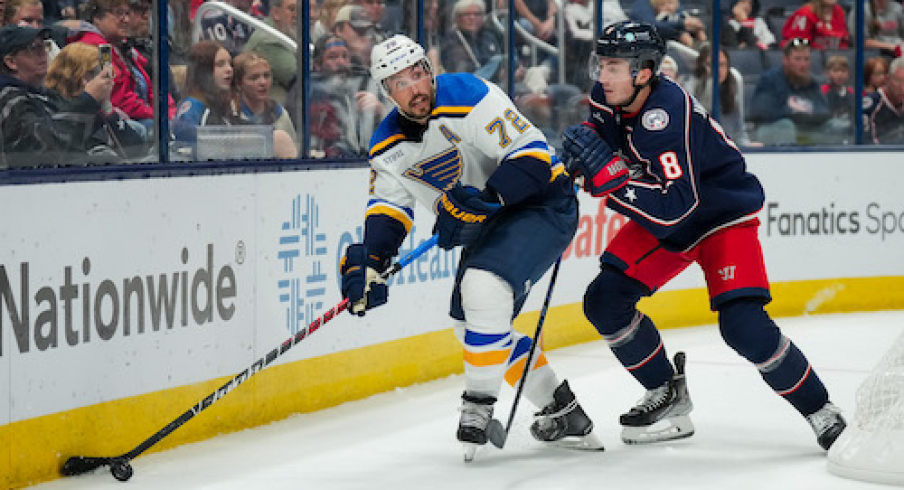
left=828, top=329, right=904, bottom=485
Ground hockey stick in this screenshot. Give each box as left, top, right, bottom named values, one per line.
left=60, top=235, right=439, bottom=482
left=486, top=255, right=563, bottom=448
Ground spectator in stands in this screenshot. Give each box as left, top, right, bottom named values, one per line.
left=865, top=55, right=890, bottom=93
left=849, top=0, right=904, bottom=57
left=564, top=0, right=628, bottom=89
left=421, top=0, right=445, bottom=73
left=45, top=41, right=148, bottom=158
left=781, top=0, right=850, bottom=50
left=686, top=44, right=754, bottom=145
left=172, top=40, right=296, bottom=159
left=125, top=0, right=150, bottom=65
left=311, top=0, right=347, bottom=45
left=721, top=0, right=776, bottom=49
left=864, top=56, right=904, bottom=144
left=296, top=34, right=384, bottom=158
left=232, top=51, right=297, bottom=148
left=4, top=0, right=42, bottom=26
left=5, top=0, right=67, bottom=57
left=333, top=4, right=374, bottom=68
left=750, top=37, right=832, bottom=145
left=196, top=0, right=262, bottom=55
left=514, top=0, right=558, bottom=44
left=243, top=0, right=297, bottom=103
left=660, top=53, right=680, bottom=80
left=821, top=54, right=854, bottom=140
left=564, top=0, right=628, bottom=36
left=0, top=25, right=119, bottom=167
left=651, top=0, right=706, bottom=48
left=440, top=0, right=503, bottom=82
left=69, top=0, right=158, bottom=128
left=172, top=40, right=239, bottom=153
left=630, top=0, right=706, bottom=48
left=354, top=0, right=387, bottom=41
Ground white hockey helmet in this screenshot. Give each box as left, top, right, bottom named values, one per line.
left=370, top=34, right=435, bottom=95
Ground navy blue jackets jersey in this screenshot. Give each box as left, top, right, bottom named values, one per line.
left=587, top=77, right=765, bottom=251
left=863, top=88, right=904, bottom=144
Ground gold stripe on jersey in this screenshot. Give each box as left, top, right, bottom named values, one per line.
left=369, top=133, right=405, bottom=158
left=364, top=203, right=413, bottom=232
left=507, top=148, right=552, bottom=164
left=549, top=161, right=566, bottom=181
left=506, top=148, right=566, bottom=182
left=431, top=105, right=473, bottom=118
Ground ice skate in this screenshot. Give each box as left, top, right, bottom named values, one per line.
left=806, top=402, right=846, bottom=450
left=530, top=380, right=605, bottom=451
left=457, top=393, right=496, bottom=462
left=620, top=351, right=695, bottom=444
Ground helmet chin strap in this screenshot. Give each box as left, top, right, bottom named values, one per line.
left=618, top=67, right=657, bottom=110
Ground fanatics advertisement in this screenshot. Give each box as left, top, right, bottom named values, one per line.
left=0, top=152, right=902, bottom=424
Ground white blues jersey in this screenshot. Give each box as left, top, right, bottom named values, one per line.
left=364, top=73, right=567, bottom=256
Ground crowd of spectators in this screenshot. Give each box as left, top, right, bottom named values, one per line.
left=2, top=0, right=904, bottom=168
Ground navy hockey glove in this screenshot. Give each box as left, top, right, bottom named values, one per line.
left=562, top=123, right=629, bottom=197
left=433, top=184, right=502, bottom=250
left=340, top=244, right=391, bottom=316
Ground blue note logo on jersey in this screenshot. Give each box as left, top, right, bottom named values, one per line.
left=642, top=109, right=669, bottom=131
left=403, top=147, right=463, bottom=192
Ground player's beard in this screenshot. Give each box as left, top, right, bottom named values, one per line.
left=403, top=92, right=434, bottom=122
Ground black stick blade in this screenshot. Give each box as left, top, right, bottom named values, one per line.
left=61, top=456, right=110, bottom=476
left=486, top=419, right=507, bottom=448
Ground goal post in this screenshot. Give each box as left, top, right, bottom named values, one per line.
left=828, top=329, right=904, bottom=486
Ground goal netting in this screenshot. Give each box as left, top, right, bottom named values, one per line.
left=828, top=329, right=904, bottom=486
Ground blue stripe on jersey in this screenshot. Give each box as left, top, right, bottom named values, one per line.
left=464, top=330, right=512, bottom=348
left=510, top=335, right=533, bottom=360
left=369, top=109, right=405, bottom=158
left=365, top=198, right=414, bottom=223
left=504, top=139, right=549, bottom=158
left=369, top=74, right=490, bottom=157
left=433, top=73, right=489, bottom=108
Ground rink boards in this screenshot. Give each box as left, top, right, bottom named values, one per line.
left=1, top=152, right=903, bottom=487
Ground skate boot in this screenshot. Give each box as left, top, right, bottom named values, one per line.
left=620, top=351, right=695, bottom=444
left=806, top=402, right=846, bottom=450
left=530, top=380, right=605, bottom=451
left=457, top=393, right=496, bottom=462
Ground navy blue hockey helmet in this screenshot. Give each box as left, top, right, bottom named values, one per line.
left=591, top=21, right=666, bottom=78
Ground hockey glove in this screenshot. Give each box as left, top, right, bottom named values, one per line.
left=340, top=244, right=391, bottom=316
left=562, top=123, right=629, bottom=197
left=433, top=184, right=502, bottom=250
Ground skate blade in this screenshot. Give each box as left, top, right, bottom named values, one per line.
left=622, top=415, right=695, bottom=445
left=546, top=431, right=606, bottom=452
left=462, top=443, right=479, bottom=463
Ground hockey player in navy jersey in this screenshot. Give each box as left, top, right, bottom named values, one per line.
left=339, top=34, right=602, bottom=461
left=560, top=21, right=846, bottom=450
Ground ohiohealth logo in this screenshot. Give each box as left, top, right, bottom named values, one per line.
left=277, top=194, right=329, bottom=335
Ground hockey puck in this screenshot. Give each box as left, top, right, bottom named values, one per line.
left=110, top=459, right=133, bottom=482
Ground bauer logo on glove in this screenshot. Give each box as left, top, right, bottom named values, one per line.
left=439, top=192, right=492, bottom=224
left=433, top=184, right=501, bottom=250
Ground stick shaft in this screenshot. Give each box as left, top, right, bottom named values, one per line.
left=68, top=236, right=438, bottom=469
left=503, top=256, right=563, bottom=433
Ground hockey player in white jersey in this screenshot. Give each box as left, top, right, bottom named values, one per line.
left=339, top=34, right=602, bottom=462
